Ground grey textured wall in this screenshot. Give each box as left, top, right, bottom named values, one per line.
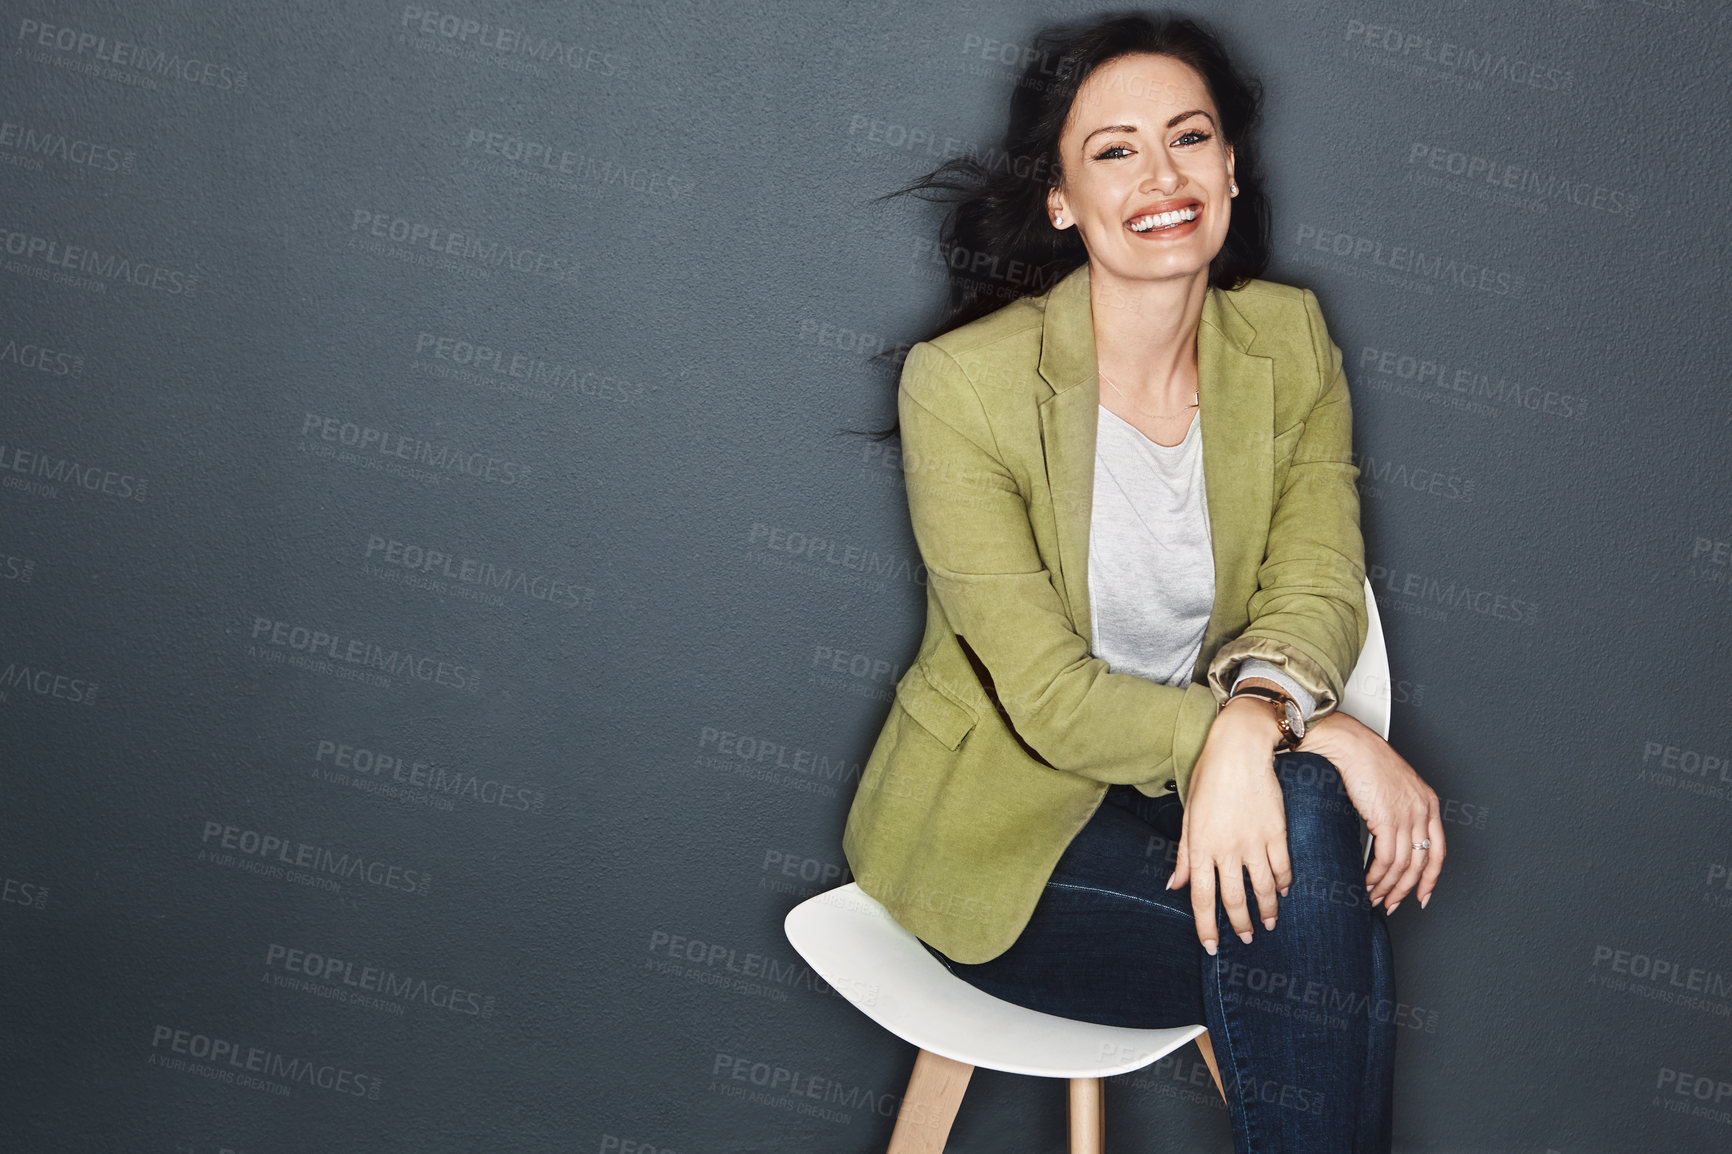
left=2, top=2, right=1728, bottom=1151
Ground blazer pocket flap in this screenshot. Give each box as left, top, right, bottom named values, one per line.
left=895, top=671, right=978, bottom=751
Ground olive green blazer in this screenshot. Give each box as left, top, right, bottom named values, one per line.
left=840, top=262, right=1368, bottom=964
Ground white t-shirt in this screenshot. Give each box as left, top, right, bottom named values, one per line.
left=1087, top=405, right=1315, bottom=716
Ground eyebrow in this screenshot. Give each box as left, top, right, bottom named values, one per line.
left=1081, top=109, right=1215, bottom=148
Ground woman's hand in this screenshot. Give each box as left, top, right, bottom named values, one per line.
left=1297, top=710, right=1445, bottom=912
left=1167, top=699, right=1291, bottom=955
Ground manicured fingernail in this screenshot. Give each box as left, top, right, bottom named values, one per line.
left=1165, top=876, right=1175, bottom=890
left=1386, top=900, right=1400, bottom=914
left=1419, top=893, right=1430, bottom=909
left=1263, top=917, right=1276, bottom=931
left=1203, top=939, right=1217, bottom=956
left=1238, top=930, right=1254, bottom=944
left=1279, top=886, right=1289, bottom=897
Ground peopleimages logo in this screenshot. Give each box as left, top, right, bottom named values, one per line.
left=460, top=128, right=694, bottom=200
left=264, top=944, right=494, bottom=1017
left=1354, top=345, right=1587, bottom=421
left=364, top=535, right=593, bottom=610
left=199, top=820, right=433, bottom=896
left=747, top=522, right=927, bottom=589
left=148, top=1025, right=380, bottom=1099
left=412, top=331, right=653, bottom=403
left=249, top=615, right=481, bottom=692
left=696, top=725, right=863, bottom=794
left=1342, top=20, right=1572, bottom=92
left=0, top=437, right=147, bottom=500
left=312, top=737, right=548, bottom=815
left=1367, top=563, right=1537, bottom=624
left=1352, top=451, right=1474, bottom=502
left=0, top=655, right=99, bottom=705
left=0, top=334, right=84, bottom=376
left=16, top=19, right=249, bottom=90
left=349, top=209, right=579, bottom=285
left=1293, top=223, right=1523, bottom=297
left=0, top=226, right=201, bottom=294
left=300, top=412, right=529, bottom=485
left=2, top=874, right=49, bottom=910
left=397, top=7, right=623, bottom=74
left=0, top=119, right=135, bottom=174
left=709, top=1050, right=896, bottom=1125
left=1405, top=142, right=1638, bottom=216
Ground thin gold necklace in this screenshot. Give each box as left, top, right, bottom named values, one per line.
left=1097, top=368, right=1199, bottom=420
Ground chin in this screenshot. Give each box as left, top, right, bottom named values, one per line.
left=1121, top=254, right=1219, bottom=283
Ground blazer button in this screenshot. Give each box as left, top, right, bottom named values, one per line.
left=1163, top=781, right=1177, bottom=792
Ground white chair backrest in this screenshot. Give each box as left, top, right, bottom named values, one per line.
left=1337, top=576, right=1390, bottom=740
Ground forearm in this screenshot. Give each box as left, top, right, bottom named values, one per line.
left=926, top=569, right=1221, bottom=792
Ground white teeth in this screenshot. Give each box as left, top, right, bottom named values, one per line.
left=1129, top=206, right=1199, bottom=232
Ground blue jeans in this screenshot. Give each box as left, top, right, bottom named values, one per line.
left=921, top=751, right=1395, bottom=1153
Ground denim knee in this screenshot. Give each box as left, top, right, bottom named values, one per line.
left=1275, top=751, right=1363, bottom=874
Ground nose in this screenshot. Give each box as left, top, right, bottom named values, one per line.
left=1140, top=141, right=1182, bottom=195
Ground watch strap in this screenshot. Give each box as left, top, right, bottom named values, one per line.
left=1226, top=684, right=1303, bottom=751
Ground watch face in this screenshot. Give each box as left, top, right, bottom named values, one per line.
left=1281, top=699, right=1305, bottom=739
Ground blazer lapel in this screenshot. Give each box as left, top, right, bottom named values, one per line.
left=1035, top=265, right=1103, bottom=637
left=1033, top=263, right=1275, bottom=677
left=1194, top=290, right=1274, bottom=683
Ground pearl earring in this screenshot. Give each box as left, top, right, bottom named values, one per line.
left=1054, top=215, right=1063, bottom=226
left=1229, top=182, right=1238, bottom=197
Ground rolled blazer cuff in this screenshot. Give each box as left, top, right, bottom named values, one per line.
left=1206, top=634, right=1343, bottom=719
left=1232, top=658, right=1318, bottom=720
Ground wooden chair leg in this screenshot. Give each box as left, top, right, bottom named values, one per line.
left=1067, top=1076, right=1104, bottom=1154
left=886, top=1048, right=973, bottom=1154
left=1194, top=1030, right=1227, bottom=1101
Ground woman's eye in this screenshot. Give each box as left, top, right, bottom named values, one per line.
left=1096, top=130, right=1209, bottom=160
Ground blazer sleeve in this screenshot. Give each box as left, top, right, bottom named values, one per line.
left=1205, top=288, right=1368, bottom=714
left=899, top=341, right=1219, bottom=800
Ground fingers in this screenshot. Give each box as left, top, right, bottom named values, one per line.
left=1370, top=832, right=1412, bottom=908
left=1186, top=851, right=1287, bottom=952
left=1247, top=854, right=1280, bottom=932
left=1418, top=810, right=1446, bottom=908
left=1382, top=821, right=1427, bottom=913
left=1189, top=857, right=1219, bottom=955
left=1363, top=821, right=1396, bottom=897
left=1167, top=822, right=1191, bottom=891
left=1217, top=858, right=1255, bottom=945
left=1385, top=790, right=1441, bottom=911
left=1267, top=837, right=1293, bottom=900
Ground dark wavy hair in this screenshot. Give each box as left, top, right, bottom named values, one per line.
left=850, top=10, right=1271, bottom=441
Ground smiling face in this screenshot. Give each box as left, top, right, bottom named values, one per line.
left=1046, top=52, right=1236, bottom=285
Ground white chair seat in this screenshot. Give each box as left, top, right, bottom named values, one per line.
left=785, top=882, right=1205, bottom=1078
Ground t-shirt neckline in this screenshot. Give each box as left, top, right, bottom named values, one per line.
left=1098, top=403, right=1199, bottom=451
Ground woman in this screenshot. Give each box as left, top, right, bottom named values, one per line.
left=840, top=12, right=1447, bottom=1151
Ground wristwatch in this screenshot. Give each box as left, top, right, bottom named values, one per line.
left=1227, top=684, right=1306, bottom=752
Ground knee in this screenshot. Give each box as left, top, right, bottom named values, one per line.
left=1275, top=752, right=1352, bottom=814
left=1275, top=752, right=1362, bottom=860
